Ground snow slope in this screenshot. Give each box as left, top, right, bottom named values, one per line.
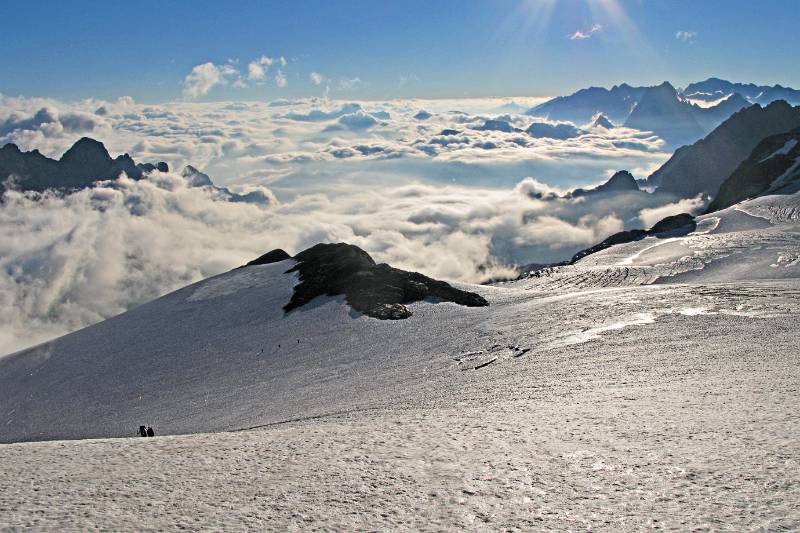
left=515, top=190, right=800, bottom=290
left=1, top=191, right=800, bottom=529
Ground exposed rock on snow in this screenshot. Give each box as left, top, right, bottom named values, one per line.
left=366, top=303, right=413, bottom=320
left=568, top=213, right=696, bottom=264
left=283, top=243, right=488, bottom=319
left=648, top=212, right=696, bottom=233
left=245, top=248, right=291, bottom=266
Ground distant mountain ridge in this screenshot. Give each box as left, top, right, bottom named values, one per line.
left=528, top=77, right=799, bottom=147
left=683, top=77, right=800, bottom=106
left=0, top=137, right=168, bottom=194
left=528, top=83, right=647, bottom=125
left=0, top=137, right=272, bottom=205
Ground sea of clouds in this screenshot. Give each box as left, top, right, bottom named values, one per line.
left=0, top=92, right=698, bottom=354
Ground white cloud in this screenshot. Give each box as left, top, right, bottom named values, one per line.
left=328, top=111, right=379, bottom=131
left=638, top=196, right=704, bottom=228
left=310, top=72, right=325, bottom=85
left=1, top=170, right=684, bottom=355
left=182, top=62, right=241, bottom=98
left=247, top=56, right=274, bottom=81
left=185, top=56, right=289, bottom=95
left=275, top=70, right=288, bottom=88
left=247, top=63, right=266, bottom=81
left=675, top=30, right=698, bottom=42
left=0, top=93, right=684, bottom=354
left=569, top=23, right=603, bottom=40
left=337, top=77, right=364, bottom=91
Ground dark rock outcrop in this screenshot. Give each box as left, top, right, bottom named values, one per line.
left=649, top=100, right=800, bottom=198
left=0, top=137, right=168, bottom=194
left=277, top=243, right=488, bottom=319
left=246, top=249, right=291, bottom=266
left=705, top=127, right=800, bottom=213
left=648, top=213, right=696, bottom=234
left=569, top=229, right=648, bottom=264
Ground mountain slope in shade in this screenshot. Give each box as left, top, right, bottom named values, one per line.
left=0, top=137, right=168, bottom=194
left=706, top=127, right=800, bottom=213
left=693, top=93, right=751, bottom=131
left=649, top=100, right=800, bottom=198
left=624, top=82, right=706, bottom=147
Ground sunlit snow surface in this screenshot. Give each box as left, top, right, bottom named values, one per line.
left=1, top=192, right=800, bottom=530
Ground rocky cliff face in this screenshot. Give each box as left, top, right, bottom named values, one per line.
left=706, top=127, right=800, bottom=213
left=648, top=100, right=800, bottom=198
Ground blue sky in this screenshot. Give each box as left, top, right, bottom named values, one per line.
left=1, top=0, right=798, bottom=102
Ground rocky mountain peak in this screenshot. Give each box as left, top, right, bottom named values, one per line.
left=59, top=137, right=112, bottom=167
left=604, top=170, right=639, bottom=190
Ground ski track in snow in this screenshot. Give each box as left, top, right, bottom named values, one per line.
left=2, top=192, right=800, bottom=530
